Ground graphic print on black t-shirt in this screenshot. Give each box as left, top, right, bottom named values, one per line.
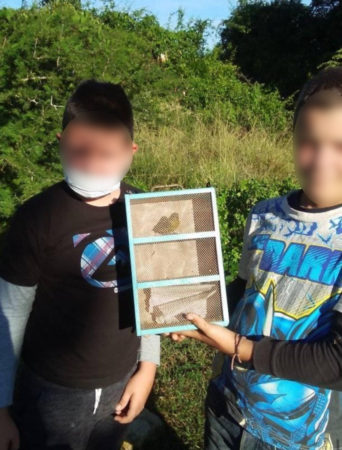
left=73, top=228, right=131, bottom=291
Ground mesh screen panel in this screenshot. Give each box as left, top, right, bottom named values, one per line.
left=137, top=281, right=223, bottom=329
left=130, top=192, right=214, bottom=237
left=125, top=188, right=228, bottom=334
left=134, top=238, right=218, bottom=282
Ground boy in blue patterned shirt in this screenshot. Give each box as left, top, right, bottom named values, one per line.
left=169, top=66, right=342, bottom=449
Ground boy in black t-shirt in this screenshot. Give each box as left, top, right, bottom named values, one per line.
left=0, top=80, right=160, bottom=450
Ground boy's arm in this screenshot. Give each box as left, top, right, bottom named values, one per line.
left=138, top=334, right=160, bottom=366
left=0, top=203, right=43, bottom=408
left=113, top=324, right=160, bottom=424
left=251, top=309, right=342, bottom=390
left=175, top=310, right=342, bottom=391
left=114, top=335, right=159, bottom=424
left=0, top=277, right=36, bottom=408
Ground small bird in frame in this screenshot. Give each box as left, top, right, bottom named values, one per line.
left=153, top=212, right=180, bottom=234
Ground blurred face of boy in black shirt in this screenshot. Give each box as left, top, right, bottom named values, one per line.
left=57, top=119, right=138, bottom=204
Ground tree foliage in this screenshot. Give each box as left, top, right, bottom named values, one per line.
left=220, top=0, right=342, bottom=98
left=0, top=0, right=289, bottom=232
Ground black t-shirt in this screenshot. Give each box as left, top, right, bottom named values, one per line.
left=0, top=180, right=141, bottom=388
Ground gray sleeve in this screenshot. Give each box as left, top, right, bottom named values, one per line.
left=137, top=334, right=160, bottom=366
left=0, top=276, right=36, bottom=408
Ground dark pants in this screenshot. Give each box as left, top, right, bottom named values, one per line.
left=9, top=359, right=138, bottom=450
left=204, top=380, right=277, bottom=450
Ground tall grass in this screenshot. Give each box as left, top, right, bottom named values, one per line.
left=129, top=108, right=294, bottom=191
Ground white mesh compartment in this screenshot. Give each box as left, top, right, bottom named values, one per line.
left=134, top=238, right=218, bottom=282
left=129, top=192, right=215, bottom=238
left=137, top=281, right=223, bottom=329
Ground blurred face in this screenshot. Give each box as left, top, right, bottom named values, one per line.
left=57, top=120, right=137, bottom=176
left=294, top=105, right=342, bottom=206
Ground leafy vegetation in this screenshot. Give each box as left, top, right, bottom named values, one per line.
left=220, top=0, right=342, bottom=97
left=0, top=1, right=290, bottom=234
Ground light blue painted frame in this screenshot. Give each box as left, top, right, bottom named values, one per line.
left=125, top=187, right=229, bottom=336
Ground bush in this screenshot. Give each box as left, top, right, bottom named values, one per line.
left=217, top=177, right=299, bottom=282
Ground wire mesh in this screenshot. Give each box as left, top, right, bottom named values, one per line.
left=130, top=192, right=215, bottom=237
left=134, top=238, right=218, bottom=282
left=137, top=281, right=223, bottom=329
left=126, top=189, right=227, bottom=333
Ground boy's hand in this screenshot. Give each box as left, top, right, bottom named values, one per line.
left=114, top=361, right=156, bottom=424
left=165, top=313, right=254, bottom=363
left=0, top=407, right=20, bottom=450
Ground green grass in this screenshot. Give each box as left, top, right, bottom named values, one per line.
left=129, top=107, right=294, bottom=191
left=143, top=339, right=216, bottom=450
